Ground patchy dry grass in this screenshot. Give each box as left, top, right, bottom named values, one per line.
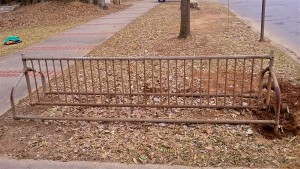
left=0, top=1, right=128, bottom=57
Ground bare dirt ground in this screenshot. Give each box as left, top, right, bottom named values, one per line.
left=0, top=1, right=300, bottom=168
left=0, top=1, right=128, bottom=57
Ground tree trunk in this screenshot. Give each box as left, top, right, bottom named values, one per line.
left=113, top=0, right=120, bottom=5
left=21, top=0, right=33, bottom=6
left=178, top=0, right=190, bottom=39
left=21, top=0, right=27, bottom=5
left=98, top=0, right=107, bottom=9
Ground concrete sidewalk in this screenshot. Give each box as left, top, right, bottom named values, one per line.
left=0, top=158, right=275, bottom=169
left=0, top=159, right=195, bottom=169
left=0, top=4, right=19, bottom=13
left=0, top=0, right=158, bottom=116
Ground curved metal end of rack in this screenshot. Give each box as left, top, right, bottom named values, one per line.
left=10, top=73, right=25, bottom=119
left=271, top=71, right=281, bottom=136
left=10, top=68, right=47, bottom=119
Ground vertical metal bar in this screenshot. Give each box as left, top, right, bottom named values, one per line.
left=143, top=60, right=147, bottom=105
left=183, top=60, right=186, bottom=105
left=37, top=60, right=46, bottom=94
left=167, top=60, right=170, bottom=105
left=258, top=58, right=264, bottom=102
left=159, top=60, right=162, bottom=105
left=30, top=60, right=40, bottom=102
left=216, top=59, right=219, bottom=105
left=22, top=56, right=33, bottom=104
left=128, top=60, right=132, bottom=104
left=74, top=60, right=82, bottom=101
left=224, top=59, right=228, bottom=105
left=208, top=59, right=211, bottom=105
left=175, top=60, right=178, bottom=104
left=232, top=59, right=237, bottom=106
left=52, top=60, right=60, bottom=103
left=59, top=60, right=67, bottom=103
left=136, top=61, right=139, bottom=104
left=200, top=60, right=202, bottom=102
left=191, top=60, right=194, bottom=105
left=45, top=60, right=53, bottom=102
left=90, top=60, right=96, bottom=103
left=151, top=60, right=155, bottom=104
left=120, top=60, right=125, bottom=104
left=248, top=59, right=255, bottom=106
left=105, top=60, right=110, bottom=98
left=67, top=60, right=75, bottom=103
left=96, top=60, right=103, bottom=103
left=112, top=60, right=117, bottom=104
left=260, top=59, right=264, bottom=79
left=82, top=60, right=88, bottom=101
left=241, top=59, right=246, bottom=105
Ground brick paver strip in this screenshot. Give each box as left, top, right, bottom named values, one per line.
left=24, top=45, right=96, bottom=51
left=85, top=23, right=125, bottom=25
left=131, top=9, right=150, bottom=10
left=121, top=12, right=146, bottom=14
left=0, top=70, right=55, bottom=77
left=59, top=32, right=114, bottom=36
left=0, top=70, right=22, bottom=77
left=102, top=16, right=136, bottom=19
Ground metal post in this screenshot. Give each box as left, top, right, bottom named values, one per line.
left=259, top=0, right=266, bottom=42
left=227, top=0, right=230, bottom=31
left=22, top=54, right=33, bottom=104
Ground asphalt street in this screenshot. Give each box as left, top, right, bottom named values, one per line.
left=219, top=0, right=300, bottom=61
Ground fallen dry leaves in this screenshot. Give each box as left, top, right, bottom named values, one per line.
left=90, top=1, right=300, bottom=83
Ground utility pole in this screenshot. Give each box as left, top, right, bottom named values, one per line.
left=259, top=0, right=266, bottom=42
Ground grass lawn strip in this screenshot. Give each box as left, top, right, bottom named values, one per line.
left=0, top=1, right=128, bottom=57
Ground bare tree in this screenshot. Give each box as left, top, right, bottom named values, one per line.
left=178, top=0, right=190, bottom=39
left=113, top=0, right=120, bottom=5
left=21, top=0, right=31, bottom=6
left=93, top=0, right=107, bottom=9
left=98, top=0, right=107, bottom=9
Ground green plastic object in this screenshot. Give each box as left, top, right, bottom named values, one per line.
left=4, top=35, right=22, bottom=45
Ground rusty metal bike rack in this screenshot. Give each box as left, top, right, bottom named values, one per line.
left=10, top=52, right=281, bottom=134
